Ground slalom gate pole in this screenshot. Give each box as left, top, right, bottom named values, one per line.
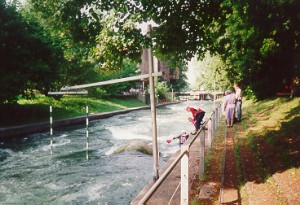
left=50, top=100, right=53, bottom=154
left=86, top=100, right=89, bottom=160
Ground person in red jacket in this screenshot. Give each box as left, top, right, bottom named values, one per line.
left=187, top=106, right=205, bottom=134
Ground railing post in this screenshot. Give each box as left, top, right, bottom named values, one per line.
left=213, top=110, right=216, bottom=128
left=215, top=107, right=219, bottom=126
left=199, top=130, right=205, bottom=177
left=207, top=119, right=212, bottom=149
left=219, top=105, right=221, bottom=120
left=181, top=147, right=189, bottom=205
left=212, top=114, right=216, bottom=141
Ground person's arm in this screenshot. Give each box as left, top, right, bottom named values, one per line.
left=223, top=97, right=227, bottom=111
left=188, top=117, right=196, bottom=126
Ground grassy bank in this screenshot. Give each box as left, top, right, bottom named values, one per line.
left=191, top=96, right=300, bottom=204
left=240, top=97, right=300, bottom=175
left=0, top=95, right=146, bottom=127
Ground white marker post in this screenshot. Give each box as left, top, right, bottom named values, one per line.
left=86, top=100, right=89, bottom=160
left=48, top=90, right=88, bottom=157
left=50, top=102, right=53, bottom=154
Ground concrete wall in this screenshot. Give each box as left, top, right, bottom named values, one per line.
left=0, top=106, right=149, bottom=139
left=0, top=102, right=179, bottom=139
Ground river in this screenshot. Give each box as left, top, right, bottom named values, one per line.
left=0, top=100, right=216, bottom=204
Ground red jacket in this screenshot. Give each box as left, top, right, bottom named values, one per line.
left=189, top=107, right=204, bottom=118
left=188, top=107, right=205, bottom=126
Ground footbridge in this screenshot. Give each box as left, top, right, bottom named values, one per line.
left=177, top=91, right=224, bottom=101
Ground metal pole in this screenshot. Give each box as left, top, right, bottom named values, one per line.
left=60, top=73, right=162, bottom=91
left=214, top=81, right=216, bottom=109
left=50, top=102, right=53, bottom=154
left=207, top=117, right=213, bottom=149
left=86, top=100, right=89, bottom=160
left=148, top=24, right=159, bottom=181
left=181, top=148, right=189, bottom=205
left=200, top=130, right=205, bottom=177
left=207, top=119, right=212, bottom=149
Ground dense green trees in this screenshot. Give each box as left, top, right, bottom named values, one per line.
left=0, top=1, right=64, bottom=104
left=215, top=1, right=300, bottom=98
left=143, top=0, right=300, bottom=98
left=1, top=0, right=299, bottom=103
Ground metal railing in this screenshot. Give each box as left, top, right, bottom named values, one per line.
left=138, top=103, right=222, bottom=205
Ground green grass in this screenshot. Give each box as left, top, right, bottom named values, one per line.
left=242, top=97, right=300, bottom=181
left=0, top=95, right=146, bottom=127
left=191, top=96, right=300, bottom=204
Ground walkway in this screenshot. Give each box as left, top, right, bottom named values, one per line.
left=133, top=112, right=300, bottom=204
left=219, top=127, right=239, bottom=204
left=131, top=132, right=205, bottom=205
left=197, top=115, right=300, bottom=205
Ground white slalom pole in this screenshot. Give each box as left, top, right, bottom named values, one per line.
left=50, top=102, right=53, bottom=154
left=86, top=100, right=89, bottom=160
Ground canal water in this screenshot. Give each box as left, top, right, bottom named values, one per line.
left=0, top=101, right=216, bottom=204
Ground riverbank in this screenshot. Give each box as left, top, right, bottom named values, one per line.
left=0, top=101, right=179, bottom=139
left=190, top=96, right=300, bottom=204
left=0, top=95, right=147, bottom=127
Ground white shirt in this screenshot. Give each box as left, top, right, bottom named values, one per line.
left=235, top=88, right=242, bottom=101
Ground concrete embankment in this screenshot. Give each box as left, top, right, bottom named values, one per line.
left=0, top=102, right=178, bottom=139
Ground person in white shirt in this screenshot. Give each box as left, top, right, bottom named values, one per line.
left=233, top=84, right=242, bottom=122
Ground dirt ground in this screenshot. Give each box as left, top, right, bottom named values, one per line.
left=191, top=110, right=300, bottom=204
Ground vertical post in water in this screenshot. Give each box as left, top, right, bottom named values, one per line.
left=148, top=24, right=159, bottom=181
left=86, top=100, right=89, bottom=160
left=172, top=88, right=174, bottom=102
left=50, top=101, right=53, bottom=154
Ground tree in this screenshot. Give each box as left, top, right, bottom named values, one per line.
left=0, top=1, right=65, bottom=104
left=189, top=52, right=230, bottom=91
left=213, top=0, right=300, bottom=99
left=27, top=0, right=300, bottom=99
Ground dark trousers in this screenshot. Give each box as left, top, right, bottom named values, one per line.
left=195, top=112, right=205, bottom=130
left=236, top=100, right=242, bottom=121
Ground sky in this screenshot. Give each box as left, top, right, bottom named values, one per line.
left=186, top=58, right=197, bottom=88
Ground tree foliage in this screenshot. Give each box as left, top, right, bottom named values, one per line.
left=0, top=1, right=65, bottom=104
left=2, top=0, right=299, bottom=103
left=191, top=53, right=230, bottom=91
left=214, top=0, right=300, bottom=99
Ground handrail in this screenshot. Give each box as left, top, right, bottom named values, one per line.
left=138, top=148, right=188, bottom=204
left=137, top=103, right=222, bottom=204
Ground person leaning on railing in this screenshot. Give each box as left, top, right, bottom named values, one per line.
left=187, top=106, right=206, bottom=135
